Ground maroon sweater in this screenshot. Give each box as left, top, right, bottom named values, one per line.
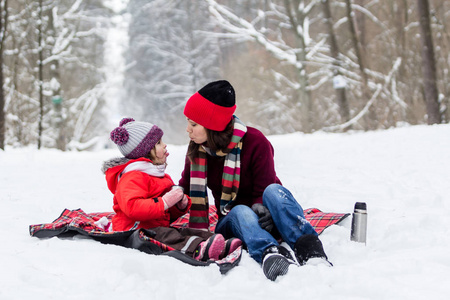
left=178, top=127, right=282, bottom=218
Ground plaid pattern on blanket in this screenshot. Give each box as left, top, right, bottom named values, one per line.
left=28, top=205, right=348, bottom=275
left=29, top=207, right=244, bottom=274
left=29, top=206, right=348, bottom=238
left=28, top=206, right=347, bottom=274
left=171, top=206, right=219, bottom=232
left=29, top=209, right=116, bottom=237
left=170, top=205, right=349, bottom=234
left=302, top=208, right=349, bottom=234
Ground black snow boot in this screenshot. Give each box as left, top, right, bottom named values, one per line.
left=261, top=246, right=296, bottom=281
left=294, top=234, right=332, bottom=266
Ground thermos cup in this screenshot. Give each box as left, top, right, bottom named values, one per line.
left=351, top=202, right=367, bottom=244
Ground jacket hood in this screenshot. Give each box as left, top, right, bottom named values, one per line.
left=101, top=157, right=131, bottom=174
left=103, top=157, right=151, bottom=194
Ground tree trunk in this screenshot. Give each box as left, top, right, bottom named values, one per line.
left=47, top=9, right=65, bottom=151
left=416, top=0, right=441, bottom=124
left=322, top=0, right=350, bottom=126
left=37, top=0, right=44, bottom=149
left=344, top=0, right=377, bottom=129
left=0, top=0, right=8, bottom=150
left=344, top=0, right=366, bottom=83
left=284, top=0, right=313, bottom=132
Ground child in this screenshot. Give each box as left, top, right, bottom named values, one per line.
left=103, top=117, right=241, bottom=261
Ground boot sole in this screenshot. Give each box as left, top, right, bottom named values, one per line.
left=203, top=234, right=225, bottom=261
left=263, top=255, right=290, bottom=281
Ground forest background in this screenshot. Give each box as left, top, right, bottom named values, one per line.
left=0, top=0, right=448, bottom=150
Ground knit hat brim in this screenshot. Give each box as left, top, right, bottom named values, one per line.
left=126, top=125, right=163, bottom=159
left=184, top=92, right=236, bottom=131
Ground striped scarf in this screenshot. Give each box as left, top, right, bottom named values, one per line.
left=188, top=116, right=247, bottom=229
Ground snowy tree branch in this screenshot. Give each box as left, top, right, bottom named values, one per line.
left=323, top=57, right=402, bottom=132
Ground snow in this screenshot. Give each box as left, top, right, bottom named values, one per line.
left=1, top=124, right=450, bottom=299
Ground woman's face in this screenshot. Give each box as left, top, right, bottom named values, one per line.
left=150, top=139, right=169, bottom=164
left=186, top=119, right=207, bottom=144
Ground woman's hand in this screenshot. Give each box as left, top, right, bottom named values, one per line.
left=251, top=203, right=274, bottom=232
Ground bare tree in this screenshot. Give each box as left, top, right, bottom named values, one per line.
left=3, top=0, right=111, bottom=150
left=206, top=0, right=327, bottom=132
left=416, top=0, right=441, bottom=124
left=344, top=0, right=366, bottom=83
left=2, top=0, right=448, bottom=149
left=37, top=0, right=44, bottom=149
left=0, top=0, right=7, bottom=150
left=321, top=0, right=350, bottom=125
left=124, top=0, right=222, bottom=143
left=343, top=0, right=381, bottom=130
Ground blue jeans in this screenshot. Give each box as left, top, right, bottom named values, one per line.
left=215, top=183, right=317, bottom=263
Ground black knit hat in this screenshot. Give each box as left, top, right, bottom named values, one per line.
left=198, top=80, right=235, bottom=107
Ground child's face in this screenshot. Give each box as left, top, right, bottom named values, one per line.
left=186, top=118, right=207, bottom=144
left=150, top=139, right=169, bottom=165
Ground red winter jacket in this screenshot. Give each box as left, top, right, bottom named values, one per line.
left=103, top=157, right=191, bottom=231
left=178, top=127, right=281, bottom=219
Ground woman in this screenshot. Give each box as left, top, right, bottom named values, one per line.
left=103, top=117, right=241, bottom=261
left=178, top=80, right=330, bottom=281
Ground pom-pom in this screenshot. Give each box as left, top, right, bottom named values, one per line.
left=110, top=127, right=129, bottom=146
left=119, top=117, right=135, bottom=127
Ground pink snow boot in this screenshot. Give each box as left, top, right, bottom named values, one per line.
left=194, top=234, right=225, bottom=261
left=220, top=238, right=243, bottom=259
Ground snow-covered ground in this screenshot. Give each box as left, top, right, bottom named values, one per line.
left=1, top=124, right=449, bottom=299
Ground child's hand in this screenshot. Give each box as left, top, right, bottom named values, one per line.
left=176, top=195, right=188, bottom=210
left=162, top=188, right=184, bottom=210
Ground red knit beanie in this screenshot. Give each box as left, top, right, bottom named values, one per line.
left=184, top=80, right=236, bottom=131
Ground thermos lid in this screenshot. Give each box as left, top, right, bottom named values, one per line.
left=354, top=202, right=367, bottom=210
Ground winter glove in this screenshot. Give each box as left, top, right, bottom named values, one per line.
left=162, top=188, right=184, bottom=210
left=176, top=194, right=189, bottom=210
left=251, top=203, right=274, bottom=232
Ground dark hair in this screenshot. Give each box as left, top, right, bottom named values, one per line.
left=187, top=120, right=234, bottom=162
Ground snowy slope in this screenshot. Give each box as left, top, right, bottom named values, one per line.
left=1, top=124, right=449, bottom=300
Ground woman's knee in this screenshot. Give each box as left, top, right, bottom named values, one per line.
left=226, top=205, right=259, bottom=227
left=262, top=183, right=284, bottom=206
left=229, top=204, right=255, bottom=218
left=217, top=205, right=258, bottom=237
left=264, top=183, right=282, bottom=194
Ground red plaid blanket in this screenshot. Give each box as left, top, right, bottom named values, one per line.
left=29, top=206, right=349, bottom=238
left=29, top=206, right=348, bottom=274
left=171, top=206, right=349, bottom=235
left=29, top=209, right=116, bottom=237
left=29, top=208, right=245, bottom=273
left=303, top=208, right=350, bottom=234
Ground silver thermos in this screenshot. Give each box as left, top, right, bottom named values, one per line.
left=351, top=202, right=367, bottom=244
